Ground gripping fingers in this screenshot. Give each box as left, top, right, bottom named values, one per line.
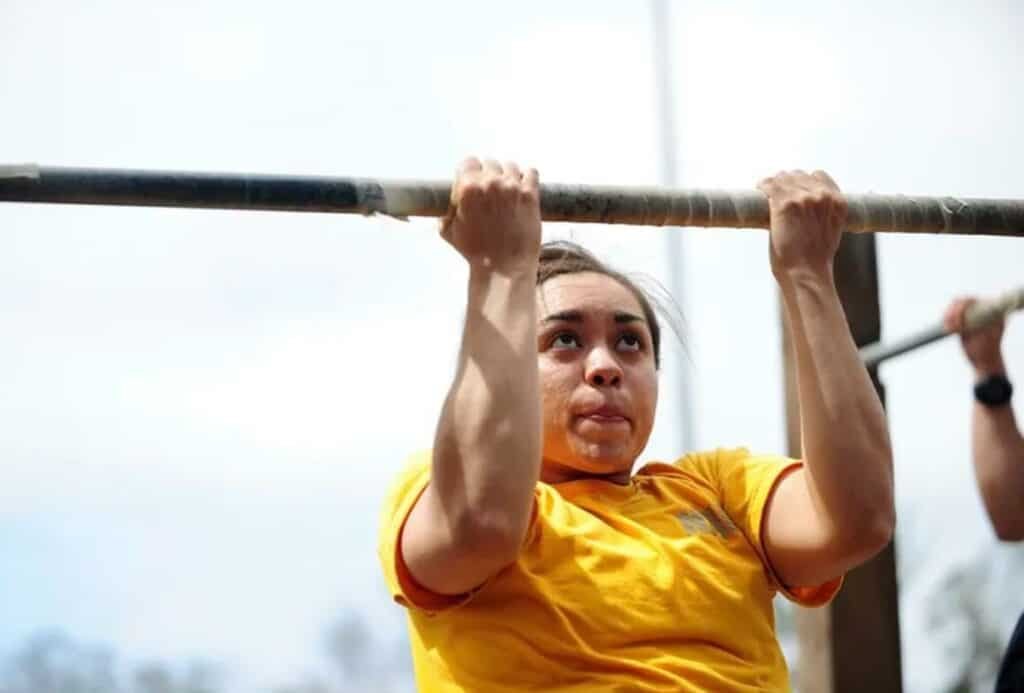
left=811, top=169, right=840, bottom=191
left=523, top=167, right=540, bottom=195
left=756, top=177, right=777, bottom=197
left=459, top=157, right=483, bottom=174
left=504, top=161, right=523, bottom=182
left=482, top=158, right=504, bottom=178
left=944, top=297, right=972, bottom=332
left=443, top=157, right=483, bottom=239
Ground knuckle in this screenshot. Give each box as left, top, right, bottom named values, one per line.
left=460, top=182, right=484, bottom=200
left=479, top=177, right=500, bottom=195
left=778, top=198, right=802, bottom=213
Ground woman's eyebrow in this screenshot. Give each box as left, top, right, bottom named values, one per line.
left=614, top=311, right=645, bottom=325
left=541, top=309, right=646, bottom=324
left=542, top=309, right=584, bottom=324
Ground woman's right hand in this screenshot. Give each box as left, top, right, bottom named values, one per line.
left=440, top=157, right=541, bottom=277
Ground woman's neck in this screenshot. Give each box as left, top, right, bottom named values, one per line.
left=540, top=458, right=632, bottom=486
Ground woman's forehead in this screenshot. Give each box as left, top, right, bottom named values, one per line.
left=537, top=272, right=644, bottom=316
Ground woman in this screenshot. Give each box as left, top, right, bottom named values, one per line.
left=378, top=158, right=894, bottom=691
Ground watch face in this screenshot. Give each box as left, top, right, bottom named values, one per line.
left=976, top=375, right=1013, bottom=406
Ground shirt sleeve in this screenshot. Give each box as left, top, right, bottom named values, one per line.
left=688, top=447, right=842, bottom=608
left=377, top=451, right=477, bottom=613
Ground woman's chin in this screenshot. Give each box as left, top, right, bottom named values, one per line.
left=568, top=440, right=635, bottom=472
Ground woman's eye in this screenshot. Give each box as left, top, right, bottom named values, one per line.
left=551, top=333, right=581, bottom=349
left=618, top=334, right=642, bottom=351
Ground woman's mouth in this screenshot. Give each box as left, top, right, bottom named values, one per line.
left=578, top=406, right=631, bottom=428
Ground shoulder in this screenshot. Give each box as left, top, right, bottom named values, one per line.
left=380, top=450, right=433, bottom=516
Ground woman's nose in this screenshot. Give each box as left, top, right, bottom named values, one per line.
left=585, top=350, right=622, bottom=387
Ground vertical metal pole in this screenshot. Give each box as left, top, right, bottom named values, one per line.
left=651, top=0, right=694, bottom=452
left=829, top=234, right=903, bottom=692
left=782, top=234, right=903, bottom=691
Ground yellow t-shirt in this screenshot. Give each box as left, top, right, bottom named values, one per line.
left=378, top=448, right=842, bottom=692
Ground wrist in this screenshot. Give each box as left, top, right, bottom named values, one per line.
left=466, top=246, right=539, bottom=279
left=467, top=264, right=538, bottom=311
left=774, top=261, right=835, bottom=296
left=972, top=357, right=1007, bottom=380
left=468, top=259, right=537, bottom=284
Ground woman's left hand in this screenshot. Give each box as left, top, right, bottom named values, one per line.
left=757, top=170, right=848, bottom=283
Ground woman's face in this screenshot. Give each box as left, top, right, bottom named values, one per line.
left=536, top=271, right=659, bottom=483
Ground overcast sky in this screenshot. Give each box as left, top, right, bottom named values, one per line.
left=1, top=1, right=1022, bottom=690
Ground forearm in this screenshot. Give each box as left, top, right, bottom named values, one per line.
left=972, top=402, right=1024, bottom=540
left=431, top=267, right=541, bottom=546
left=780, top=267, right=894, bottom=543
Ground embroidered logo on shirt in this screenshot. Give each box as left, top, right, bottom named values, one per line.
left=677, top=506, right=738, bottom=538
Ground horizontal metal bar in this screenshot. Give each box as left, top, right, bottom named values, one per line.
left=860, top=286, right=1024, bottom=368
left=2, top=164, right=1024, bottom=236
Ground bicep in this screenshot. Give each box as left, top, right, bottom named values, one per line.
left=762, top=467, right=865, bottom=587
left=399, top=484, right=524, bottom=597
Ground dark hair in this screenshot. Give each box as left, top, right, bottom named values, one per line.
left=536, top=241, right=665, bottom=369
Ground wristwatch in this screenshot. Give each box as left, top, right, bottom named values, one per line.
left=974, top=373, right=1013, bottom=407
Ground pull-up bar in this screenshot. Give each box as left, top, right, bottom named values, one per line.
left=860, top=286, right=1024, bottom=369
left=2, top=164, right=1023, bottom=237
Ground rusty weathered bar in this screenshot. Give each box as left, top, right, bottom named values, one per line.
left=2, top=164, right=1023, bottom=236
